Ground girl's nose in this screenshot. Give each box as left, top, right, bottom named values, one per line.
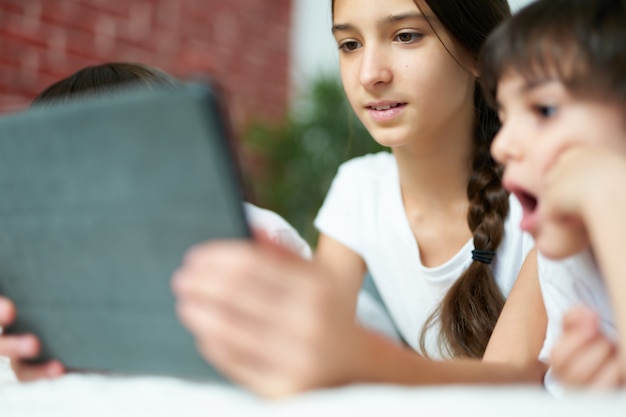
left=359, top=47, right=392, bottom=89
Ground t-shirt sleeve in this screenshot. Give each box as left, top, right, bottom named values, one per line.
left=314, top=160, right=365, bottom=255
left=536, top=253, right=590, bottom=395
left=537, top=260, right=568, bottom=364
left=244, top=202, right=312, bottom=260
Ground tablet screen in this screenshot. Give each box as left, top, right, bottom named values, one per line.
left=0, top=84, right=249, bottom=380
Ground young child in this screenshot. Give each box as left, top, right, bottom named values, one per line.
left=172, top=0, right=548, bottom=397
left=479, top=0, right=626, bottom=393
left=0, top=62, right=311, bottom=382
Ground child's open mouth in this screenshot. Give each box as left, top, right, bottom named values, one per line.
left=511, top=188, right=539, bottom=233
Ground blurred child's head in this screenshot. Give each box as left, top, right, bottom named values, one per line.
left=479, top=0, right=626, bottom=257
left=31, top=62, right=179, bottom=107
left=481, top=0, right=626, bottom=109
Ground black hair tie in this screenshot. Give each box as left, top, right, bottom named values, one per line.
left=472, top=249, right=496, bottom=265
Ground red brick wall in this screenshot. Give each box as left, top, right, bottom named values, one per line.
left=0, top=0, right=292, bottom=127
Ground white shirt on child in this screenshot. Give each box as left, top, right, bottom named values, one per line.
left=244, top=202, right=312, bottom=260
left=538, top=250, right=617, bottom=395
left=314, top=152, right=534, bottom=358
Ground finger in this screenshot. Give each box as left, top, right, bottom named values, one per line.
left=175, top=252, right=330, bottom=338
left=177, top=298, right=310, bottom=375
left=176, top=295, right=274, bottom=344
left=173, top=260, right=291, bottom=318
left=0, top=297, right=17, bottom=326
left=177, top=300, right=284, bottom=380
left=187, top=305, right=318, bottom=399
left=588, top=356, right=624, bottom=390
left=562, top=306, right=598, bottom=333
left=0, top=334, right=40, bottom=358
left=175, top=245, right=299, bottom=300
left=556, top=337, right=614, bottom=386
left=12, top=359, right=65, bottom=382
left=196, top=337, right=299, bottom=398
left=551, top=329, right=595, bottom=373
left=182, top=240, right=288, bottom=270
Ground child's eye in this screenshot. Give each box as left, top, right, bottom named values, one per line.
left=533, top=105, right=558, bottom=119
left=338, top=40, right=361, bottom=52
left=394, top=32, right=423, bottom=44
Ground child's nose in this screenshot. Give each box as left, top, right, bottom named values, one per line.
left=491, top=121, right=522, bottom=165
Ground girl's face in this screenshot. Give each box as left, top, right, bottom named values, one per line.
left=332, top=0, right=476, bottom=149
left=491, top=69, right=626, bottom=257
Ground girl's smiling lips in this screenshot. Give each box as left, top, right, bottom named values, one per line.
left=503, top=180, right=540, bottom=234
left=365, top=101, right=407, bottom=123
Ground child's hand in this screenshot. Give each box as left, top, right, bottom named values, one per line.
left=539, top=147, right=593, bottom=257
left=172, top=236, right=369, bottom=398
left=0, top=296, right=64, bottom=381
left=539, top=146, right=625, bottom=259
left=550, top=306, right=624, bottom=389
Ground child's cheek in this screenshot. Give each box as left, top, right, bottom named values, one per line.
left=537, top=218, right=589, bottom=260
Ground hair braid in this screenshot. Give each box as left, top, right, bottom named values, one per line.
left=420, top=84, right=509, bottom=358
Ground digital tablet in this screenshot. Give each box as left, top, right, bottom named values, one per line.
left=0, top=84, right=249, bottom=380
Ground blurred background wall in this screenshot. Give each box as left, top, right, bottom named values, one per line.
left=0, top=0, right=291, bottom=128
left=0, top=0, right=538, bottom=244
left=0, top=0, right=537, bottom=119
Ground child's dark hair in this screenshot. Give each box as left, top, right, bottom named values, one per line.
left=331, top=0, right=512, bottom=358
left=31, top=62, right=179, bottom=107
left=480, top=0, right=626, bottom=110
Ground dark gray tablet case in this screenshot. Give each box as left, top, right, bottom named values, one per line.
left=0, top=85, right=249, bottom=380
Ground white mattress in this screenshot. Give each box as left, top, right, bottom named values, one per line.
left=1, top=369, right=625, bottom=417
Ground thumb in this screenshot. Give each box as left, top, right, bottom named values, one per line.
left=0, top=297, right=17, bottom=326
left=562, top=305, right=599, bottom=335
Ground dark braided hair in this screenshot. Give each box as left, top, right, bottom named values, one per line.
left=420, top=83, right=509, bottom=358
left=411, top=0, right=511, bottom=358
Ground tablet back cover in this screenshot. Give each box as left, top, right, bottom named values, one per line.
left=0, top=85, right=248, bottom=380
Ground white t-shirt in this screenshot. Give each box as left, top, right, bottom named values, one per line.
left=244, top=202, right=312, bottom=260
left=537, top=250, right=617, bottom=395
left=314, top=152, right=534, bottom=358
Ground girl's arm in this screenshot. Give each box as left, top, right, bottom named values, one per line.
left=482, top=248, right=548, bottom=383
left=543, top=146, right=626, bottom=378
left=577, top=151, right=626, bottom=375
left=314, top=233, right=367, bottom=314
left=173, top=238, right=546, bottom=398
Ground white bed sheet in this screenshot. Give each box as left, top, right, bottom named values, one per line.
left=1, top=365, right=625, bottom=417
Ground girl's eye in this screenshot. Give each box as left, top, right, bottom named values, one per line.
left=338, top=40, right=361, bottom=52
left=394, top=32, right=422, bottom=44
left=534, top=105, right=558, bottom=119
